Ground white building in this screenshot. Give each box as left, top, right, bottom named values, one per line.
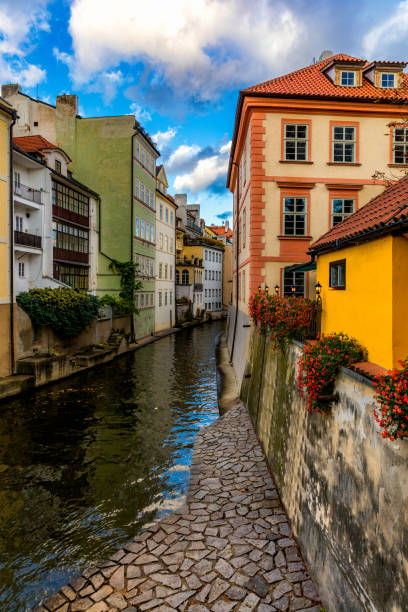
left=155, top=165, right=176, bottom=331
left=203, top=244, right=223, bottom=313
left=13, top=136, right=98, bottom=294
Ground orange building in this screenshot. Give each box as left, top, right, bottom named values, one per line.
left=226, top=52, right=408, bottom=379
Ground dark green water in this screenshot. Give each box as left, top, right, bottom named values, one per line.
left=0, top=321, right=224, bottom=611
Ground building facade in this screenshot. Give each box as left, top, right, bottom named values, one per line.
left=208, top=222, right=233, bottom=309
left=0, top=98, right=15, bottom=376
left=227, top=53, right=408, bottom=381
left=2, top=85, right=159, bottom=339
left=155, top=165, right=176, bottom=331
left=13, top=135, right=98, bottom=293
left=202, top=243, right=223, bottom=313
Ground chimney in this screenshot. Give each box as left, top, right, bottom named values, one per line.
left=56, top=94, right=78, bottom=117
left=225, top=220, right=229, bottom=232
left=1, top=83, right=21, bottom=100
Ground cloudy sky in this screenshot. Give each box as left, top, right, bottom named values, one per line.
left=1, top=0, right=408, bottom=224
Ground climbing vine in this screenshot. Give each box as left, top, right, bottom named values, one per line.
left=104, top=259, right=142, bottom=315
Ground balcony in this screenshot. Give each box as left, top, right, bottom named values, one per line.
left=194, top=283, right=203, bottom=292
left=53, top=247, right=88, bottom=264
left=14, top=231, right=41, bottom=249
left=14, top=183, right=42, bottom=204
left=53, top=205, right=89, bottom=227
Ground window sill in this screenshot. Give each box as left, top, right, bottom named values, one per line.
left=327, top=162, right=361, bottom=166
left=277, top=235, right=312, bottom=241
left=388, top=164, right=408, bottom=168
left=279, top=160, right=313, bottom=164
left=329, top=286, right=346, bottom=290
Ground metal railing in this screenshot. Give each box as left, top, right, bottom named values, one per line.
left=14, top=231, right=42, bottom=248
left=14, top=183, right=42, bottom=204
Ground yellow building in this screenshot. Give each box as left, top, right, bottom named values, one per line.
left=0, top=99, right=16, bottom=377
left=310, top=175, right=408, bottom=369
left=227, top=54, right=408, bottom=318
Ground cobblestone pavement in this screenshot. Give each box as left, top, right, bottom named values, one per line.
left=35, top=404, right=322, bottom=612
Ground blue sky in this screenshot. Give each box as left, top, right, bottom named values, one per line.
left=1, top=0, right=408, bottom=224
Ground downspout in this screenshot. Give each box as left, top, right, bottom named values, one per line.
left=97, top=194, right=112, bottom=262
left=229, top=161, right=240, bottom=365
left=9, top=111, right=17, bottom=374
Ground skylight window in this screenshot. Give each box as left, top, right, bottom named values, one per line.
left=381, top=73, right=395, bottom=88
left=341, top=71, right=355, bottom=86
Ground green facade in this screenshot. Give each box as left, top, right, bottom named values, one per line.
left=55, top=110, right=159, bottom=339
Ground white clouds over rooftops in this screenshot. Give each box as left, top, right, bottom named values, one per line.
left=152, top=127, right=178, bottom=150
left=363, top=0, right=408, bottom=58
left=62, top=0, right=301, bottom=101
left=174, top=141, right=231, bottom=193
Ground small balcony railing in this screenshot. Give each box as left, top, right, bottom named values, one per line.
left=14, top=183, right=42, bottom=204
left=14, top=231, right=42, bottom=248
left=194, top=283, right=203, bottom=292
left=53, top=247, right=88, bottom=264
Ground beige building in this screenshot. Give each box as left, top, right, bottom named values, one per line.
left=155, top=165, right=177, bottom=331
left=227, top=52, right=408, bottom=380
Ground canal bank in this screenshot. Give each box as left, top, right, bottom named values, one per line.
left=35, top=332, right=322, bottom=612
left=0, top=319, right=213, bottom=403
left=0, top=321, right=225, bottom=611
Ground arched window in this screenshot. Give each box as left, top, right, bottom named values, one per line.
left=176, top=269, right=180, bottom=284
left=182, top=269, right=189, bottom=285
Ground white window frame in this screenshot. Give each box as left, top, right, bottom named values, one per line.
left=381, top=73, right=396, bottom=88
left=284, top=123, right=308, bottom=161
left=331, top=198, right=355, bottom=227
left=332, top=126, right=356, bottom=163
left=340, top=71, right=355, bottom=86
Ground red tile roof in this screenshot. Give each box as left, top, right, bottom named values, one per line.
left=310, top=175, right=408, bottom=253
left=208, top=225, right=233, bottom=239
left=245, top=53, right=408, bottom=102
left=13, top=135, right=59, bottom=154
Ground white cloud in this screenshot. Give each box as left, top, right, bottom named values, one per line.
left=130, top=103, right=152, bottom=123
left=64, top=0, right=302, bottom=101
left=167, top=144, right=201, bottom=172
left=174, top=142, right=230, bottom=193
left=0, top=1, right=48, bottom=88
left=363, top=1, right=408, bottom=57
left=152, top=127, right=177, bottom=149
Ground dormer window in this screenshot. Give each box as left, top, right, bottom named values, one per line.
left=341, top=71, right=355, bottom=86
left=381, top=73, right=395, bottom=88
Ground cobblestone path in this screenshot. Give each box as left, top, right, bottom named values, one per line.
left=35, top=405, right=322, bottom=612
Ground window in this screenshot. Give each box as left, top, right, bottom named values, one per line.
left=332, top=198, right=355, bottom=226
left=243, top=209, right=246, bottom=247
left=135, top=294, right=139, bottom=308
left=55, top=159, right=62, bottom=173
left=176, top=269, right=180, bottom=284
left=165, top=208, right=169, bottom=223
left=330, top=259, right=346, bottom=289
left=381, top=73, right=395, bottom=88
left=15, top=215, right=23, bottom=232
left=150, top=293, right=154, bottom=306
left=284, top=123, right=308, bottom=161
left=135, top=218, right=140, bottom=237
left=140, top=183, right=145, bottom=203
left=141, top=293, right=145, bottom=307
left=159, top=233, right=163, bottom=249
left=135, top=178, right=139, bottom=199
left=340, top=71, right=355, bottom=86
left=170, top=211, right=174, bottom=225
left=160, top=204, right=163, bottom=220
left=52, top=181, right=89, bottom=218
left=159, top=292, right=162, bottom=306
left=393, top=128, right=408, bottom=164
left=18, top=262, right=25, bottom=277
left=53, top=263, right=88, bottom=290
left=141, top=219, right=145, bottom=239
left=146, top=222, right=150, bottom=241
left=283, top=197, right=306, bottom=236
left=283, top=270, right=305, bottom=297
left=205, top=270, right=208, bottom=280
left=164, top=292, right=167, bottom=306
left=135, top=142, right=140, bottom=160
left=169, top=265, right=172, bottom=280
left=164, top=264, right=168, bottom=279
left=14, top=171, right=21, bottom=189
left=159, top=263, right=162, bottom=278
left=170, top=291, right=172, bottom=305
left=332, top=126, right=356, bottom=163
left=205, top=289, right=207, bottom=297
left=150, top=260, right=154, bottom=277
left=52, top=221, right=89, bottom=253
left=182, top=269, right=189, bottom=285
left=170, top=238, right=173, bottom=253
left=150, top=224, right=155, bottom=243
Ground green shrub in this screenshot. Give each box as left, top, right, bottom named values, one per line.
left=17, top=287, right=99, bottom=337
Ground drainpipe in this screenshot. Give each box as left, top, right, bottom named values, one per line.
left=229, top=161, right=240, bottom=365
left=9, top=111, right=17, bottom=374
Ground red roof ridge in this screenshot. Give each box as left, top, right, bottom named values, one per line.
left=244, top=53, right=365, bottom=93
left=310, top=175, right=408, bottom=252
left=13, top=135, right=59, bottom=151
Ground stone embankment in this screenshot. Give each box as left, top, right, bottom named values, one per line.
left=35, top=403, right=321, bottom=612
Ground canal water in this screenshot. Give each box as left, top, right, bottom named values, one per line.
left=0, top=321, right=224, bottom=611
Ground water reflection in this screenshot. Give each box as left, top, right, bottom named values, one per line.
left=0, top=321, right=224, bottom=611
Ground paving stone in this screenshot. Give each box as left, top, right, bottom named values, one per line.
left=40, top=405, right=320, bottom=612
left=44, top=593, right=67, bottom=610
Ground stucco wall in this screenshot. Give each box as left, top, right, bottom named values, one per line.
left=241, top=331, right=408, bottom=612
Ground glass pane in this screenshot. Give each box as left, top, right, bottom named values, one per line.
left=285, top=125, right=296, bottom=138
left=284, top=198, right=295, bottom=212
left=332, top=215, right=343, bottom=226
left=295, top=216, right=305, bottom=234
left=333, top=127, right=344, bottom=140
left=285, top=142, right=296, bottom=160
left=295, top=198, right=305, bottom=212
left=296, top=125, right=307, bottom=139
left=344, top=200, right=354, bottom=213
left=296, top=142, right=306, bottom=159
left=344, top=127, right=355, bottom=140
left=284, top=215, right=294, bottom=234
left=333, top=143, right=344, bottom=162
left=333, top=199, right=343, bottom=213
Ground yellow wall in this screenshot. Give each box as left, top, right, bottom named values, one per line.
left=183, top=245, right=203, bottom=260
left=317, top=235, right=405, bottom=369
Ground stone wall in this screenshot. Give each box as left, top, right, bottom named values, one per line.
left=16, top=305, right=130, bottom=358
left=241, top=330, right=408, bottom=612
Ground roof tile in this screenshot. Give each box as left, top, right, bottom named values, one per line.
left=13, top=135, right=59, bottom=154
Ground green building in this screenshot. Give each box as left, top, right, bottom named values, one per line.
left=54, top=96, right=160, bottom=338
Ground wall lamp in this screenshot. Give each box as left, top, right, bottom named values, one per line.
left=265, top=285, right=269, bottom=293
left=291, top=285, right=297, bottom=295
left=315, top=281, right=322, bottom=303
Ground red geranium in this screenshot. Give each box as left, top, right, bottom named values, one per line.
left=374, top=358, right=408, bottom=441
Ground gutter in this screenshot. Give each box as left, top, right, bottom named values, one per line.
left=9, top=110, right=17, bottom=374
